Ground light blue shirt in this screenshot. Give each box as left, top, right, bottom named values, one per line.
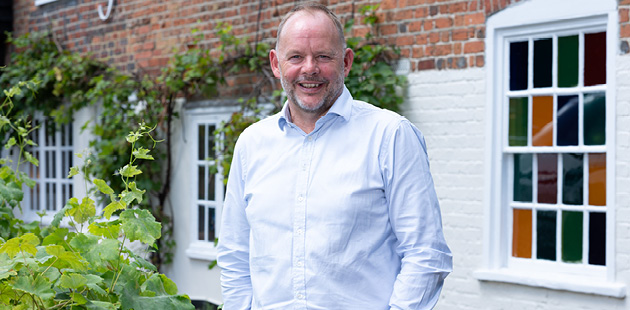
left=217, top=86, right=452, bottom=310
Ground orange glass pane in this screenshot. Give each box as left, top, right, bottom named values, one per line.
left=512, top=209, right=532, bottom=258
left=532, top=96, right=553, bottom=146
left=589, top=153, right=606, bottom=206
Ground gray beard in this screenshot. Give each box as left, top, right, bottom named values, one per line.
left=280, top=72, right=345, bottom=115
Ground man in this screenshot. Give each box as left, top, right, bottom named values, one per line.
left=217, top=3, right=452, bottom=309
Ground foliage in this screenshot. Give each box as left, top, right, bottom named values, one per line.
left=0, top=82, right=194, bottom=309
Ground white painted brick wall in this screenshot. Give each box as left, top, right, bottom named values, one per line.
left=403, top=57, right=630, bottom=309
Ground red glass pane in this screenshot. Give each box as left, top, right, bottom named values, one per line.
left=537, top=154, right=557, bottom=204
left=584, top=32, right=606, bottom=86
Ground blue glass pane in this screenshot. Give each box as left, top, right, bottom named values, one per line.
left=557, top=95, right=578, bottom=146
left=510, top=41, right=528, bottom=91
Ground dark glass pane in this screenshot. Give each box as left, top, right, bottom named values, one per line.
left=533, top=38, right=552, bottom=88
left=536, top=210, right=556, bottom=261
left=509, top=97, right=528, bottom=146
left=510, top=41, right=528, bottom=91
left=198, top=125, right=205, bottom=161
left=198, top=166, right=205, bottom=200
left=562, top=153, right=583, bottom=205
left=557, top=95, right=578, bottom=146
left=562, top=211, right=583, bottom=263
left=584, top=32, right=606, bottom=87
left=532, top=96, right=553, bottom=146
left=208, top=171, right=216, bottom=201
left=198, top=205, right=205, bottom=241
left=512, top=208, right=532, bottom=258
left=208, top=207, right=216, bottom=242
left=589, top=153, right=606, bottom=206
left=208, top=125, right=216, bottom=160
left=52, top=152, right=56, bottom=178
left=45, top=151, right=51, bottom=178
left=537, top=154, right=557, bottom=204
left=558, top=35, right=578, bottom=88
left=513, top=153, right=532, bottom=202
left=589, top=212, right=606, bottom=265
left=584, top=93, right=606, bottom=145
left=61, top=124, right=66, bottom=147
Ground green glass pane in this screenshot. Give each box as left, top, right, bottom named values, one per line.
left=562, top=153, right=583, bottom=205
left=589, top=212, right=606, bottom=266
left=584, top=93, right=606, bottom=145
left=562, top=211, right=583, bottom=263
left=558, top=35, right=578, bottom=87
left=584, top=32, right=606, bottom=87
left=536, top=210, right=556, bottom=261
left=510, top=41, right=528, bottom=91
left=198, top=125, right=205, bottom=160
left=509, top=97, right=528, bottom=146
left=534, top=38, right=552, bottom=88
left=514, top=153, right=533, bottom=202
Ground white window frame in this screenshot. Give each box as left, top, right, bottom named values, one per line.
left=476, top=0, right=625, bottom=298
left=20, top=115, right=76, bottom=224
left=185, top=106, right=235, bottom=261
left=35, top=0, right=57, bottom=6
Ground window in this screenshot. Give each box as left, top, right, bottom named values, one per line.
left=478, top=0, right=625, bottom=297
left=34, top=0, right=57, bottom=6
left=22, top=118, right=74, bottom=223
left=185, top=108, right=233, bottom=260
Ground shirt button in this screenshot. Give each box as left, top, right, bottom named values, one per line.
left=296, top=261, right=303, bottom=267
left=307, top=136, right=313, bottom=141
left=297, top=294, right=304, bottom=299
left=296, top=229, right=303, bottom=235
left=298, top=195, right=304, bottom=202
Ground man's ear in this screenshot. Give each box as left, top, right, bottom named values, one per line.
left=343, top=48, right=355, bottom=77
left=270, top=49, right=281, bottom=78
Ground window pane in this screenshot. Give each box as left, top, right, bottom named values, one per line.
left=536, top=210, right=557, bottom=261
left=509, top=97, right=528, bottom=146
left=558, top=35, right=578, bottom=88
left=533, top=38, right=552, bottom=88
left=584, top=32, right=606, bottom=87
left=557, top=95, right=578, bottom=146
left=208, top=207, right=216, bottom=242
left=208, top=170, right=216, bottom=201
left=198, top=166, right=205, bottom=200
left=198, top=205, right=205, bottom=241
left=510, top=41, right=528, bottom=91
left=532, top=96, right=553, bottom=146
left=513, top=153, right=532, bottom=202
left=583, top=92, right=606, bottom=145
left=537, top=154, right=557, bottom=204
left=589, top=212, right=606, bottom=265
left=588, top=153, right=606, bottom=206
left=198, top=125, right=205, bottom=161
left=562, top=153, right=583, bottom=205
left=208, top=125, right=216, bottom=160
left=561, top=211, right=583, bottom=263
left=512, top=208, right=532, bottom=258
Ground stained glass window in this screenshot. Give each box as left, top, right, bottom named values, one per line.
left=506, top=30, right=608, bottom=268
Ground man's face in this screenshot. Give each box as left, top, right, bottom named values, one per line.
left=270, top=11, right=353, bottom=115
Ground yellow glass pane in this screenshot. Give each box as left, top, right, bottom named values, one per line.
left=532, top=96, right=553, bottom=146
left=512, top=209, right=532, bottom=258
left=589, top=153, right=606, bottom=206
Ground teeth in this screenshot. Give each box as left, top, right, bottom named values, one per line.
left=301, top=83, right=319, bottom=88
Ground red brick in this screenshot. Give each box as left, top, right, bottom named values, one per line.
left=464, top=12, right=485, bottom=25
left=395, top=9, right=414, bottom=20
left=409, top=21, right=423, bottom=32
left=622, top=24, right=630, bottom=38
left=416, top=33, right=429, bottom=45
left=621, top=9, right=630, bottom=23
left=396, top=35, right=415, bottom=46
left=464, top=41, right=485, bottom=53
left=415, top=7, right=428, bottom=18
left=381, top=24, right=398, bottom=35
left=454, top=42, right=462, bottom=54
left=435, top=17, right=453, bottom=29
left=452, top=29, right=469, bottom=41
left=476, top=55, right=485, bottom=67
left=426, top=43, right=453, bottom=56
left=412, top=46, right=425, bottom=58
left=428, top=32, right=440, bottom=43
left=424, top=20, right=434, bottom=31
left=417, top=59, right=436, bottom=70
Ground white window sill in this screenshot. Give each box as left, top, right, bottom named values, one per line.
left=186, top=241, right=218, bottom=261
left=473, top=269, right=626, bottom=298
left=35, top=0, right=57, bottom=6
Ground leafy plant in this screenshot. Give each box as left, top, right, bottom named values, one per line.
left=0, top=81, right=194, bottom=309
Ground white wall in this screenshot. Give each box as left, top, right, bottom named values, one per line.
left=402, top=57, right=630, bottom=309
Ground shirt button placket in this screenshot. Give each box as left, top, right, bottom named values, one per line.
left=292, top=134, right=313, bottom=309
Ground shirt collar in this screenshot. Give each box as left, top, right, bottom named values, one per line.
left=278, top=85, right=352, bottom=130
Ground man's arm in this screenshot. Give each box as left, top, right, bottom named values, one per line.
left=216, top=140, right=253, bottom=309
left=382, top=120, right=453, bottom=310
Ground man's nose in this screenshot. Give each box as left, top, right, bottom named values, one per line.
left=301, top=57, right=320, bottom=76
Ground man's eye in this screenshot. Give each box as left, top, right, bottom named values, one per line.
left=318, top=55, right=331, bottom=59
left=289, top=55, right=301, bottom=60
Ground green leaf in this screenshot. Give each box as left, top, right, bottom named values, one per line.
left=85, top=300, right=117, bottom=310
left=133, top=147, right=154, bottom=160
left=0, top=180, right=23, bottom=208
left=23, top=151, right=39, bottom=166
left=126, top=131, right=141, bottom=143
left=10, top=275, right=55, bottom=301
left=4, top=137, right=15, bottom=149
left=120, top=182, right=145, bottom=205
left=0, top=233, right=39, bottom=258
left=68, top=166, right=80, bottom=178
left=67, top=197, right=96, bottom=224
left=103, top=200, right=125, bottom=220
left=120, top=209, right=161, bottom=245
left=71, top=292, right=88, bottom=305
left=119, top=164, right=142, bottom=178
left=141, top=274, right=178, bottom=296
left=88, top=220, right=122, bottom=239
left=93, top=178, right=114, bottom=195
left=45, top=244, right=88, bottom=271
left=42, top=228, right=70, bottom=245
left=60, top=273, right=88, bottom=289
left=51, top=204, right=72, bottom=228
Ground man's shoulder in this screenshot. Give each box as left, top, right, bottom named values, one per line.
left=349, top=99, right=405, bottom=127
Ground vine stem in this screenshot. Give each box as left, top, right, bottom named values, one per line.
left=109, top=234, right=127, bottom=292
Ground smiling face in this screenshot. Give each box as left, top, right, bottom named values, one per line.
left=270, top=10, right=354, bottom=117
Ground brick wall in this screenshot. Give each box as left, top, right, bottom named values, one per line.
left=12, top=0, right=529, bottom=78
left=621, top=0, right=630, bottom=53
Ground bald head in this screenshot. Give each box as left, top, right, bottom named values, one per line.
left=275, top=3, right=346, bottom=52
